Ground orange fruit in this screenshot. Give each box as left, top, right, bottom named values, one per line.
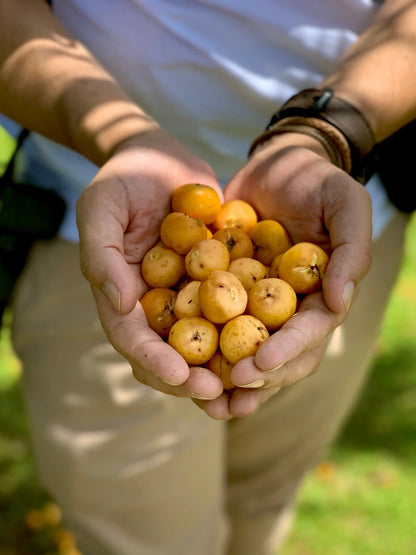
left=174, top=280, right=202, bottom=319
left=213, top=199, right=258, bottom=233
left=185, top=238, right=230, bottom=280
left=160, top=212, right=207, bottom=255
left=168, top=317, right=219, bottom=365
left=268, top=253, right=284, bottom=278
left=219, top=315, right=269, bottom=365
left=53, top=527, right=77, bottom=550
left=247, top=278, right=297, bottom=330
left=25, top=509, right=46, bottom=531
left=227, top=257, right=268, bottom=291
left=198, top=270, right=248, bottom=324
left=171, top=183, right=222, bottom=224
left=206, top=351, right=235, bottom=390
left=278, top=242, right=329, bottom=294
left=249, top=219, right=292, bottom=266
left=212, top=227, right=254, bottom=261
left=41, top=502, right=62, bottom=526
left=140, top=288, right=178, bottom=337
left=141, top=243, right=185, bottom=288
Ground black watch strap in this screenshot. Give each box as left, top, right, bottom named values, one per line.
left=268, top=89, right=377, bottom=183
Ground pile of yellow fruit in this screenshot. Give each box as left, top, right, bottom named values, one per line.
left=140, top=183, right=329, bottom=389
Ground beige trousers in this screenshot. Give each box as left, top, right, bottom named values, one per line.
left=11, top=212, right=408, bottom=555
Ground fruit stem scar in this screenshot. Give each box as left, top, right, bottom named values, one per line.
left=311, top=263, right=323, bottom=276
left=226, top=237, right=236, bottom=251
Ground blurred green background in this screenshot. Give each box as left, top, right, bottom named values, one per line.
left=1, top=126, right=416, bottom=554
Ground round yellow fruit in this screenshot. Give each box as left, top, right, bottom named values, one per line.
left=219, top=315, right=269, bottom=365
left=198, top=270, right=248, bottom=324
left=168, top=317, right=219, bottom=365
left=247, top=278, right=297, bottom=331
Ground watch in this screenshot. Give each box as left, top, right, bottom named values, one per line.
left=252, top=88, right=377, bottom=184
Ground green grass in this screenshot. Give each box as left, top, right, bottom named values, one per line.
left=1, top=124, right=416, bottom=553
left=283, top=213, right=416, bottom=555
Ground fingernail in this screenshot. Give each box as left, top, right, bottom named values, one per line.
left=191, top=393, right=216, bottom=400
left=102, top=281, right=121, bottom=312
left=239, top=379, right=265, bottom=389
left=264, top=362, right=284, bottom=373
left=342, top=281, right=354, bottom=311
left=162, top=378, right=182, bottom=386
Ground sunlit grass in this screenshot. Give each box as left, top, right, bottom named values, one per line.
left=285, top=452, right=416, bottom=554
left=283, top=213, right=416, bottom=554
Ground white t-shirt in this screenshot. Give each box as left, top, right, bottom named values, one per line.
left=2, top=0, right=395, bottom=241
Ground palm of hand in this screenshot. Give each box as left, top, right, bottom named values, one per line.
left=77, top=131, right=225, bottom=401
left=192, top=143, right=372, bottom=419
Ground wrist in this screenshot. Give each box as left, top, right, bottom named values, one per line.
left=249, top=89, right=376, bottom=183
left=249, top=129, right=333, bottom=162
left=249, top=114, right=351, bottom=172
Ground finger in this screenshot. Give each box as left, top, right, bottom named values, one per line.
left=183, top=366, right=224, bottom=400
left=253, top=292, right=344, bottom=372
left=230, top=356, right=266, bottom=388
left=229, top=343, right=326, bottom=420
left=93, top=287, right=190, bottom=386
left=229, top=386, right=281, bottom=418
left=258, top=342, right=327, bottom=388
left=131, top=364, right=223, bottom=400
left=229, top=341, right=326, bottom=418
left=323, top=175, right=373, bottom=313
left=77, top=182, right=139, bottom=314
left=232, top=336, right=326, bottom=389
left=192, top=393, right=234, bottom=420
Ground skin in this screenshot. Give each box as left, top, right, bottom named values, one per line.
left=1, top=0, right=416, bottom=417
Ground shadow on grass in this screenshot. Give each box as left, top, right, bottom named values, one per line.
left=337, top=343, right=416, bottom=462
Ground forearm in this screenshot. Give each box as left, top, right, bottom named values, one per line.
left=321, top=0, right=416, bottom=142
left=0, top=0, right=158, bottom=166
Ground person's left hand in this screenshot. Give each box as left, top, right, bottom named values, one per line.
left=193, top=133, right=373, bottom=419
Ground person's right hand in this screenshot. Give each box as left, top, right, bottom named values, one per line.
left=76, top=128, right=225, bottom=403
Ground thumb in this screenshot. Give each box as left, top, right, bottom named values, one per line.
left=76, top=183, right=139, bottom=314
left=323, top=182, right=373, bottom=314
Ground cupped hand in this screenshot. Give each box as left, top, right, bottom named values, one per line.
left=195, top=134, right=373, bottom=419
left=76, top=128, right=224, bottom=402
